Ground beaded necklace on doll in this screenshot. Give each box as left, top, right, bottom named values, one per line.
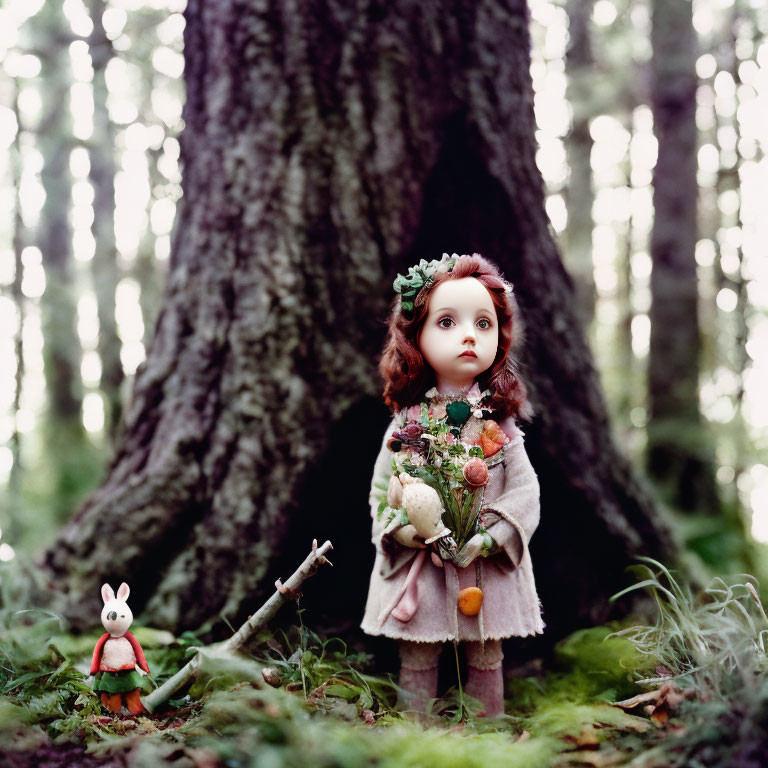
left=393, top=384, right=509, bottom=466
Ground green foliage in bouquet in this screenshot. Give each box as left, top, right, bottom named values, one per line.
left=374, top=402, right=500, bottom=550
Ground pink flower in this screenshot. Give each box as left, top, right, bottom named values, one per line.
left=445, top=432, right=456, bottom=444
left=406, top=405, right=421, bottom=422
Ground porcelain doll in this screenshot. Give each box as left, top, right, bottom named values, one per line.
left=361, top=253, right=544, bottom=718
left=90, top=582, right=149, bottom=715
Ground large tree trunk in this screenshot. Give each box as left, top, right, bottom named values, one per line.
left=43, top=0, right=677, bottom=640
left=648, top=0, right=718, bottom=514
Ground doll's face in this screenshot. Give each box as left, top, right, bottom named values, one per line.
left=418, top=277, right=499, bottom=391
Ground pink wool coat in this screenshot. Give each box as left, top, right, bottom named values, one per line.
left=361, top=416, right=545, bottom=643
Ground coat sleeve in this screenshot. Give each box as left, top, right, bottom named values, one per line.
left=482, top=430, right=540, bottom=569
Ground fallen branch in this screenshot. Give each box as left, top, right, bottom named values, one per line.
left=142, top=539, right=333, bottom=714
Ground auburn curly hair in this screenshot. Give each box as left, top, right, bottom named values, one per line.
left=379, top=254, right=532, bottom=421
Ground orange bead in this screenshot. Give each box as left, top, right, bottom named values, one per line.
left=458, top=587, right=483, bottom=616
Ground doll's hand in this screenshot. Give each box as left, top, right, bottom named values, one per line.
left=392, top=524, right=427, bottom=549
left=454, top=533, right=485, bottom=568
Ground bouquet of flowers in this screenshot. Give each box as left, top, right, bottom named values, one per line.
left=375, top=398, right=507, bottom=555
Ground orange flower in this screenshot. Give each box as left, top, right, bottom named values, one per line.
left=463, top=457, right=489, bottom=487
left=479, top=420, right=509, bottom=457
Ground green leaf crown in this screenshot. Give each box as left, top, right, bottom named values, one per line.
left=392, top=253, right=458, bottom=317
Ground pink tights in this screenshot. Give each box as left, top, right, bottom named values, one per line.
left=398, top=640, right=504, bottom=717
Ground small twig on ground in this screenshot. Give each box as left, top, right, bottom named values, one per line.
left=142, top=539, right=333, bottom=714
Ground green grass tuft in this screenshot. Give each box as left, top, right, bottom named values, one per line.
left=610, top=557, right=768, bottom=698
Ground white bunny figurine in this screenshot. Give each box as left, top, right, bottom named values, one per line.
left=90, top=582, right=150, bottom=715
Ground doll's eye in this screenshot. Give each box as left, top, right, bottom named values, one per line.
left=477, top=318, right=492, bottom=329
left=437, top=317, right=454, bottom=329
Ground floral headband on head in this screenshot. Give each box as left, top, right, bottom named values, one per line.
left=392, top=253, right=456, bottom=317
left=393, top=253, right=512, bottom=317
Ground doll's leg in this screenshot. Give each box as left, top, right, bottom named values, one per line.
left=124, top=688, right=145, bottom=715
left=464, top=640, right=504, bottom=717
left=398, top=640, right=441, bottom=714
left=106, top=692, right=123, bottom=714
left=100, top=693, right=111, bottom=709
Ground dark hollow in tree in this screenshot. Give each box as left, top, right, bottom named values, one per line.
left=42, top=0, right=678, bottom=642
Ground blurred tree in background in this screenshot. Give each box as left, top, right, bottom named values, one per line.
left=0, top=0, right=183, bottom=554
left=647, top=0, right=718, bottom=515
left=32, top=1, right=102, bottom=525
left=563, top=0, right=597, bottom=328
left=87, top=0, right=124, bottom=440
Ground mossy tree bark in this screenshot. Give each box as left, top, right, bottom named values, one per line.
left=44, top=0, right=677, bottom=639
left=648, top=0, right=718, bottom=514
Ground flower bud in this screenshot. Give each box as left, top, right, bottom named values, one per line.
left=402, top=424, right=423, bottom=439
left=463, top=457, right=489, bottom=487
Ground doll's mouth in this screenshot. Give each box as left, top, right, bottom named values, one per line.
left=459, top=350, right=477, bottom=358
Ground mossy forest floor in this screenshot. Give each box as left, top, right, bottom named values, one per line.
left=2, top=560, right=768, bottom=767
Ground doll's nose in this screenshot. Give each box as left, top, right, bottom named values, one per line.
left=107, top=611, right=117, bottom=621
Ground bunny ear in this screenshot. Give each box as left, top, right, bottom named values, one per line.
left=101, top=584, right=115, bottom=604
left=116, top=582, right=130, bottom=601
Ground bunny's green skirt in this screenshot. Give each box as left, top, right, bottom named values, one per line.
left=93, top=670, right=144, bottom=693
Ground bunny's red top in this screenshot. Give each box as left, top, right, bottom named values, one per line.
left=90, top=631, right=150, bottom=675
